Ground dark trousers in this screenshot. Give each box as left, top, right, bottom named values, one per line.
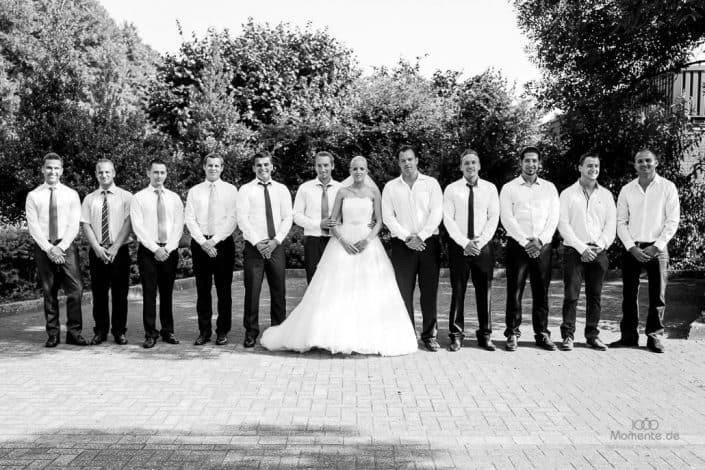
left=303, top=236, right=330, bottom=284
left=35, top=244, right=83, bottom=338
left=191, top=238, right=235, bottom=337
left=448, top=243, right=494, bottom=341
left=390, top=236, right=440, bottom=341
left=89, top=245, right=130, bottom=337
left=560, top=247, right=608, bottom=340
left=243, top=241, right=286, bottom=339
left=504, top=238, right=553, bottom=340
left=620, top=246, right=668, bottom=340
left=137, top=244, right=178, bottom=339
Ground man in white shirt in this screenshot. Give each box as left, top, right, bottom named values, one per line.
left=612, top=149, right=680, bottom=353
left=443, top=149, right=499, bottom=351
left=238, top=152, right=293, bottom=348
left=293, top=151, right=342, bottom=283
left=26, top=153, right=87, bottom=347
left=80, top=159, right=133, bottom=345
left=185, top=153, right=238, bottom=346
left=499, top=146, right=560, bottom=351
left=558, top=153, right=616, bottom=351
left=130, top=158, right=184, bottom=349
left=382, top=145, right=443, bottom=351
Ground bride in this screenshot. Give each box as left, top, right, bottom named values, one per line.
left=260, top=156, right=418, bottom=356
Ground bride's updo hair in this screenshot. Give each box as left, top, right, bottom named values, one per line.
left=349, top=155, right=367, bottom=168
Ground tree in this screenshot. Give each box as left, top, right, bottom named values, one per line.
left=0, top=0, right=161, bottom=221
left=516, top=0, right=705, bottom=268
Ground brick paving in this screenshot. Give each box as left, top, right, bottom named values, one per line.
left=0, top=276, right=704, bottom=469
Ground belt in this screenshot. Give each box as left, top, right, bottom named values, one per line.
left=51, top=238, right=62, bottom=246
left=156, top=242, right=167, bottom=247
left=204, top=235, right=213, bottom=240
left=635, top=241, right=654, bottom=248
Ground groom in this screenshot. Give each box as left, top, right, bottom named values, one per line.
left=382, top=145, right=444, bottom=351
left=293, top=151, right=342, bottom=283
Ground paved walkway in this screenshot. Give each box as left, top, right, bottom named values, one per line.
left=0, top=276, right=704, bottom=469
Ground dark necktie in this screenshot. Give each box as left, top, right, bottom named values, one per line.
left=156, top=189, right=167, bottom=243
left=467, top=183, right=475, bottom=239
left=101, top=190, right=111, bottom=246
left=320, top=184, right=330, bottom=236
left=260, top=182, right=276, bottom=239
left=49, top=187, right=58, bottom=243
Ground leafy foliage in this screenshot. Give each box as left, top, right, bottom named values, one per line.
left=516, top=0, right=705, bottom=268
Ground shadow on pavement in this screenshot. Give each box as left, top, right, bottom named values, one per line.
left=0, top=424, right=447, bottom=468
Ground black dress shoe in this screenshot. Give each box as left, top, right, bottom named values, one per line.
left=243, top=337, right=256, bottom=348
left=647, top=336, right=665, bottom=353
left=90, top=334, right=107, bottom=345
left=114, top=334, right=128, bottom=345
left=163, top=334, right=180, bottom=345
left=609, top=338, right=639, bottom=348
left=215, top=334, right=228, bottom=346
left=66, top=334, right=89, bottom=346
left=481, top=339, right=496, bottom=351
left=536, top=337, right=557, bottom=351
left=505, top=335, right=518, bottom=351
left=143, top=337, right=157, bottom=349
left=423, top=338, right=441, bottom=352
left=448, top=338, right=461, bottom=352
left=45, top=335, right=60, bottom=348
left=194, top=334, right=210, bottom=346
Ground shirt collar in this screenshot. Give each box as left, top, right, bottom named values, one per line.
left=517, top=175, right=540, bottom=187
left=99, top=184, right=116, bottom=194
left=42, top=182, right=63, bottom=191
left=463, top=177, right=480, bottom=188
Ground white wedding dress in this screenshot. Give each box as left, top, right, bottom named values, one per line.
left=260, top=196, right=418, bottom=356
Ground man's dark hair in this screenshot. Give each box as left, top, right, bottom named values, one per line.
left=148, top=158, right=167, bottom=170
left=635, top=148, right=659, bottom=162
left=43, top=152, right=63, bottom=165
left=398, top=144, right=417, bottom=158
left=519, top=146, right=541, bottom=161
left=252, top=152, right=274, bottom=166
left=578, top=152, right=600, bottom=166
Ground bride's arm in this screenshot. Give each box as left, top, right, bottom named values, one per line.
left=369, top=187, right=383, bottom=239
left=330, top=190, right=359, bottom=254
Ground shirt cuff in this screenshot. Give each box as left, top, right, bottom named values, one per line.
left=654, top=240, right=667, bottom=252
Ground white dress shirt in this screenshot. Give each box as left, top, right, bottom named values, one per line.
left=381, top=173, right=443, bottom=241
left=238, top=178, right=293, bottom=245
left=80, top=184, right=133, bottom=247
left=130, top=186, right=184, bottom=253
left=616, top=174, right=680, bottom=251
left=499, top=176, right=560, bottom=246
left=558, top=181, right=616, bottom=254
left=443, top=177, right=499, bottom=250
left=26, top=182, right=81, bottom=252
left=184, top=179, right=238, bottom=245
left=293, top=178, right=342, bottom=236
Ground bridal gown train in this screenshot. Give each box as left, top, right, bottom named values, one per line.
left=260, top=196, right=418, bottom=356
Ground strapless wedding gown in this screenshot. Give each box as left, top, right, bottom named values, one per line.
left=260, top=197, right=418, bottom=356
